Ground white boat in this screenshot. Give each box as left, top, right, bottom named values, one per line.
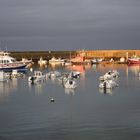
left=38, top=57, right=47, bottom=66
left=99, top=70, right=119, bottom=81
left=28, top=71, right=46, bottom=83
left=0, top=51, right=27, bottom=71
left=99, top=73, right=113, bottom=81
left=49, top=57, right=65, bottom=64
left=63, top=79, right=77, bottom=89
left=20, top=58, right=33, bottom=67
left=111, top=70, right=119, bottom=78
left=46, top=71, right=61, bottom=79
left=91, top=58, right=103, bottom=64
left=57, top=74, right=69, bottom=84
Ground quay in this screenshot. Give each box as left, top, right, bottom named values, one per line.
left=10, top=51, right=76, bottom=61
left=10, top=50, right=140, bottom=62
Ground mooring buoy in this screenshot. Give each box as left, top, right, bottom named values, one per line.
left=50, top=98, right=55, bottom=102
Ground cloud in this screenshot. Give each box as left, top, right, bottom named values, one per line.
left=0, top=0, right=140, bottom=50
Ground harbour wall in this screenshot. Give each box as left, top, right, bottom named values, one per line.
left=10, top=51, right=76, bottom=61
left=10, top=50, right=140, bottom=61
left=84, top=50, right=140, bottom=60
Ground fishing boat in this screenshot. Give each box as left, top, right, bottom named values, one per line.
left=38, top=57, right=47, bottom=66
left=91, top=58, right=103, bottom=64
left=63, top=79, right=77, bottom=89
left=20, top=58, right=33, bottom=67
left=0, top=51, right=27, bottom=71
left=49, top=57, right=65, bottom=65
left=127, top=55, right=140, bottom=64
left=70, top=55, right=85, bottom=64
left=28, top=71, right=46, bottom=83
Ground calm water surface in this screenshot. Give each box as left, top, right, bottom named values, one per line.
left=0, top=64, right=140, bottom=140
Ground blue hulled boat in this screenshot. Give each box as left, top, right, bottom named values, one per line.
left=0, top=51, right=27, bottom=71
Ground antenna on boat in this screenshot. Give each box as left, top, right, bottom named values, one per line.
left=5, top=41, right=7, bottom=53
left=2, top=40, right=8, bottom=53
left=0, top=41, right=1, bottom=51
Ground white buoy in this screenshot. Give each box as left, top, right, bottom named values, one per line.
left=50, top=98, right=55, bottom=102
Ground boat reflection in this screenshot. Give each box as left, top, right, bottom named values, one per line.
left=0, top=82, right=10, bottom=97
left=28, top=81, right=45, bottom=95
left=66, top=65, right=85, bottom=73
left=64, top=88, right=75, bottom=95
left=99, top=88, right=113, bottom=95
left=65, top=65, right=87, bottom=80
left=39, top=64, right=47, bottom=69
left=49, top=63, right=63, bottom=71
left=128, top=64, right=140, bottom=75
left=92, top=64, right=98, bottom=71
left=0, top=78, right=18, bottom=98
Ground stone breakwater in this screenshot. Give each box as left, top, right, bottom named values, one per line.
left=10, top=50, right=140, bottom=61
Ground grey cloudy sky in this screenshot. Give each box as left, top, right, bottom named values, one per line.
left=0, top=0, right=140, bottom=51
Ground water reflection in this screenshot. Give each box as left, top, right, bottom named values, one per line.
left=97, top=63, right=127, bottom=72
left=128, top=64, right=140, bottom=75
left=66, top=65, right=85, bottom=73
left=65, top=65, right=87, bottom=80
left=39, top=64, right=47, bottom=70
left=0, top=64, right=135, bottom=98
left=0, top=78, right=18, bottom=98
left=28, top=81, right=45, bottom=95
left=49, top=63, right=63, bottom=71
left=92, top=64, right=97, bottom=71
left=0, top=82, right=10, bottom=97
left=1, top=63, right=140, bottom=140
left=64, top=88, right=75, bottom=95
left=11, top=78, right=18, bottom=89
left=99, top=88, right=113, bottom=95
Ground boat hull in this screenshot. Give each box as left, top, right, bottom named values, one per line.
left=0, top=64, right=27, bottom=71
left=127, top=59, right=140, bottom=64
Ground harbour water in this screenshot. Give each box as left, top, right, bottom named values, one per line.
left=0, top=63, right=140, bottom=140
